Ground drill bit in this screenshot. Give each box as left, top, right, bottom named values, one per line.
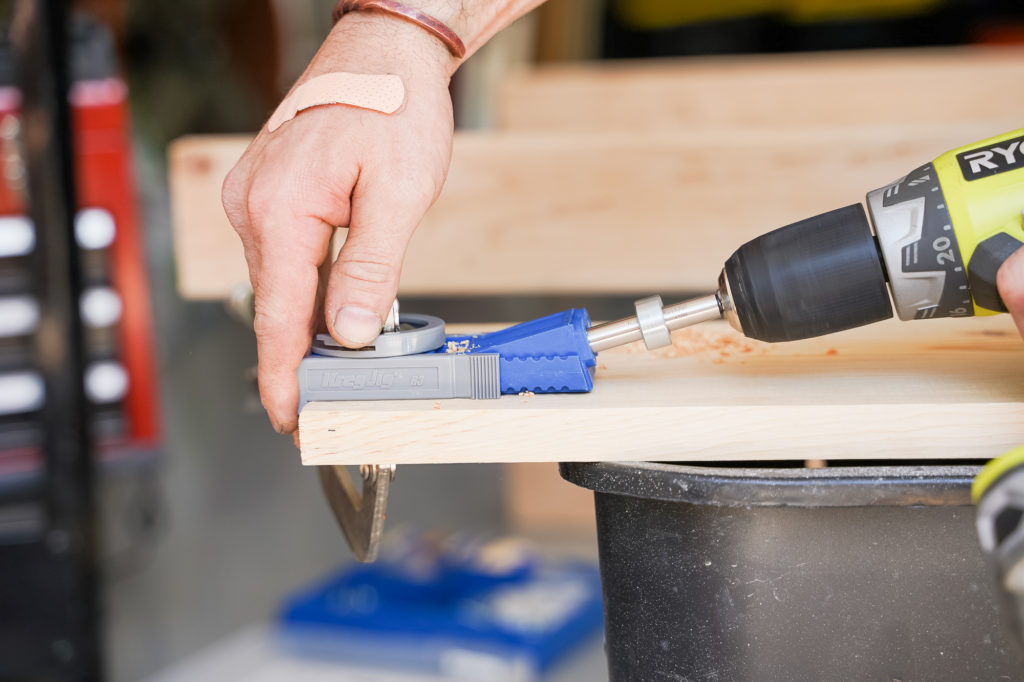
left=586, top=292, right=724, bottom=353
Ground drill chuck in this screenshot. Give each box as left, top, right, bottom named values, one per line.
left=721, top=204, right=894, bottom=342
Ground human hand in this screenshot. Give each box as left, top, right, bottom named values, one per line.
left=222, top=13, right=457, bottom=434
left=997, top=243, right=1024, bottom=340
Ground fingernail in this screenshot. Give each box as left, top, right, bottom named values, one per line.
left=268, top=415, right=292, bottom=435
left=333, top=305, right=382, bottom=346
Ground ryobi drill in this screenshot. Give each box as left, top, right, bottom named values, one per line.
left=588, top=127, right=1024, bottom=350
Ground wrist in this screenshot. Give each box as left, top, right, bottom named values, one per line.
left=313, top=9, right=462, bottom=82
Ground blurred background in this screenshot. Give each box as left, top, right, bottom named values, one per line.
left=1, top=0, right=1023, bottom=680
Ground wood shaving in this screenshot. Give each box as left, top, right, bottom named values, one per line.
left=518, top=391, right=535, bottom=397
left=615, top=327, right=768, bottom=361
left=825, top=348, right=838, bottom=356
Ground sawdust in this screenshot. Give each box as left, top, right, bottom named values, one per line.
left=616, top=327, right=768, bottom=362
left=518, top=391, right=535, bottom=397
left=445, top=340, right=470, bottom=354
left=825, top=348, right=838, bottom=356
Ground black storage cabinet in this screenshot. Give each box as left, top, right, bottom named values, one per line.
left=560, top=461, right=1024, bottom=681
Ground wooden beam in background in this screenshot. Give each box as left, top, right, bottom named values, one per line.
left=169, top=120, right=1016, bottom=299
left=499, top=47, right=1024, bottom=132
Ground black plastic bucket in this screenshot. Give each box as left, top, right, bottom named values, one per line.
left=560, top=461, right=1024, bottom=681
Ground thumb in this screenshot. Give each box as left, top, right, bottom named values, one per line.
left=324, top=180, right=430, bottom=347
left=997, top=243, right=1024, bottom=339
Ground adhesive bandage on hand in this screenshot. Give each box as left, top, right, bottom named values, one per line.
left=267, top=72, right=405, bottom=132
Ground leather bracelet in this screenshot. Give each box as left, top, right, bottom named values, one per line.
left=333, top=0, right=466, bottom=60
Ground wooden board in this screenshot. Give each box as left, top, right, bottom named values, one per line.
left=498, top=47, right=1024, bottom=132
left=169, top=120, right=1017, bottom=299
left=298, top=316, right=1024, bottom=465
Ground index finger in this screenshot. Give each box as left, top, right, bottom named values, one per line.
left=250, top=214, right=333, bottom=433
